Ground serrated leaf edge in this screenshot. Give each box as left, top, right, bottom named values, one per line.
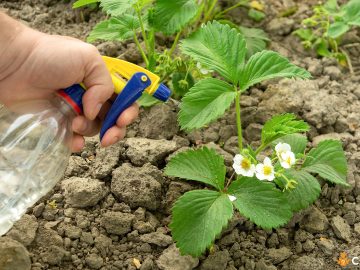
left=169, top=190, right=233, bottom=257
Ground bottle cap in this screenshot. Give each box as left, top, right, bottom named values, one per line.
left=58, top=85, right=85, bottom=114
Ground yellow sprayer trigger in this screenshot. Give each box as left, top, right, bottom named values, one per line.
left=102, top=56, right=161, bottom=95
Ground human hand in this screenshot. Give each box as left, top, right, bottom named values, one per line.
left=0, top=14, right=139, bottom=152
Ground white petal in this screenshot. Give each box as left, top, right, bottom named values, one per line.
left=235, top=167, right=252, bottom=177
left=243, top=168, right=255, bottom=177
left=233, top=163, right=240, bottom=170
left=196, top=62, right=202, bottom=69
left=280, top=151, right=288, bottom=161
left=280, top=160, right=291, bottom=169
left=263, top=157, right=272, bottom=166
left=288, top=152, right=296, bottom=165
left=280, top=151, right=296, bottom=168
left=228, top=195, right=237, bottom=202
left=275, top=142, right=291, bottom=154
left=233, top=154, right=243, bottom=163
left=256, top=172, right=266, bottom=180
left=255, top=164, right=266, bottom=180
left=283, top=143, right=291, bottom=152
left=233, top=165, right=243, bottom=175
left=249, top=164, right=256, bottom=175
left=255, top=164, right=264, bottom=173
left=275, top=142, right=282, bottom=152
left=265, top=173, right=275, bottom=181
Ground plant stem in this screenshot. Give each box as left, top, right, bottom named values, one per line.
left=169, top=31, right=182, bottom=57
left=225, top=171, right=236, bottom=189
left=204, top=0, right=218, bottom=22
left=254, top=143, right=266, bottom=156
left=215, top=0, right=248, bottom=18
left=193, top=1, right=206, bottom=27
left=235, top=89, right=243, bottom=152
left=341, top=48, right=354, bottom=74
left=133, top=33, right=149, bottom=67
left=136, top=6, right=150, bottom=54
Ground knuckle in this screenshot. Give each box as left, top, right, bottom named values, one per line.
left=84, top=43, right=100, bottom=56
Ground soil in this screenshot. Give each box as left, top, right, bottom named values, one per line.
left=1, top=0, right=360, bottom=270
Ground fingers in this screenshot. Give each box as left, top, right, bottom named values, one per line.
left=73, top=44, right=142, bottom=149
left=71, top=134, right=85, bottom=153
left=72, top=115, right=101, bottom=137
left=100, top=103, right=139, bottom=146
left=71, top=103, right=140, bottom=151
left=116, top=103, right=139, bottom=127
left=101, top=126, right=127, bottom=147
left=81, top=45, right=114, bottom=120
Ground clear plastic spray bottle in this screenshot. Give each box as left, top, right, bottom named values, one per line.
left=0, top=57, right=171, bottom=236
left=0, top=95, right=75, bottom=235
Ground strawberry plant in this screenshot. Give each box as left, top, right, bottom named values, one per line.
left=164, top=21, right=349, bottom=257
left=73, top=0, right=270, bottom=101
left=73, top=0, right=202, bottom=102
left=293, top=0, right=360, bottom=68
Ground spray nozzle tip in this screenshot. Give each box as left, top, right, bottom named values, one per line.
left=153, top=83, right=171, bottom=102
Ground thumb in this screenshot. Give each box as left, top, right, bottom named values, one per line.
left=81, top=45, right=114, bottom=120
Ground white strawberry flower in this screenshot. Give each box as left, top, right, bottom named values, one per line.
left=275, top=142, right=291, bottom=157
left=233, top=154, right=256, bottom=177
left=275, top=142, right=296, bottom=169
left=228, top=195, right=237, bottom=202
left=255, top=157, right=275, bottom=181
left=279, top=151, right=296, bottom=169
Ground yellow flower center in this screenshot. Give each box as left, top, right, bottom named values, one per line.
left=240, top=158, right=251, bottom=170
left=286, top=157, right=292, bottom=165
left=263, top=166, right=272, bottom=176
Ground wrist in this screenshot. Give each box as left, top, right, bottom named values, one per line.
left=0, top=12, right=43, bottom=82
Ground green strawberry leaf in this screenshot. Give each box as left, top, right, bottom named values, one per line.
left=100, top=0, right=136, bottom=16
left=87, top=16, right=140, bottom=42
left=217, top=20, right=269, bottom=59
left=272, top=134, right=308, bottom=154
left=315, top=38, right=332, bottom=57
left=343, top=0, right=360, bottom=26
left=293, top=29, right=315, bottom=42
left=262, top=114, right=309, bottom=146
left=73, top=0, right=99, bottom=8
left=181, top=21, right=247, bottom=84
left=324, top=0, right=339, bottom=13
left=238, top=26, right=269, bottom=59
left=238, top=50, right=311, bottom=92
left=248, top=8, right=266, bottom=22
left=170, top=190, right=233, bottom=257
left=151, top=0, right=199, bottom=35
left=282, top=170, right=321, bottom=212
left=137, top=93, right=159, bottom=107
left=165, top=147, right=226, bottom=191
left=302, top=140, right=349, bottom=186
left=328, top=21, right=350, bottom=38
left=178, top=78, right=236, bottom=131
left=228, top=177, right=293, bottom=229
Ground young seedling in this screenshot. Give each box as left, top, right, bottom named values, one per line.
left=293, top=0, right=360, bottom=69
left=164, top=21, right=348, bottom=257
